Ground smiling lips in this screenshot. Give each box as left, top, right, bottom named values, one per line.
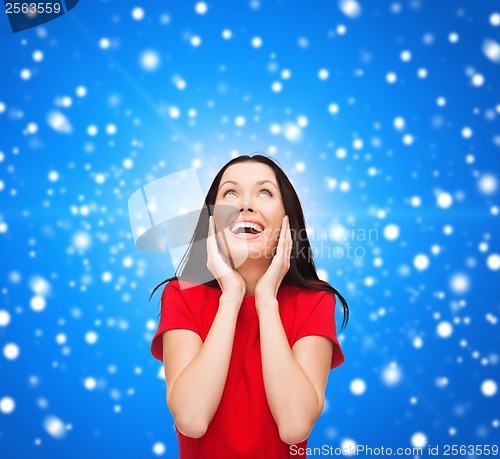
left=228, top=218, right=264, bottom=239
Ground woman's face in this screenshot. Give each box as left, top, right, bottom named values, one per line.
left=213, top=162, right=286, bottom=268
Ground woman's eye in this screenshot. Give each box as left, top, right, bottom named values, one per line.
left=260, top=188, right=273, bottom=197
left=222, top=189, right=237, bottom=198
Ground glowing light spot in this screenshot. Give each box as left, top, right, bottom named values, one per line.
left=85, top=331, right=98, bottom=344
left=437, top=321, right=453, bottom=338
left=30, top=295, right=46, bottom=312
left=487, top=254, right=500, bottom=271
left=140, top=50, right=160, bottom=71
left=481, top=379, right=497, bottom=397
left=382, top=362, right=402, bottom=386
left=132, top=7, right=145, bottom=20
left=383, top=224, right=399, bottom=241
left=411, top=432, right=427, bottom=448
left=3, top=343, right=20, bottom=360
left=437, top=192, right=453, bottom=209
left=478, top=174, right=497, bottom=195
left=43, top=415, right=66, bottom=439
left=350, top=378, right=366, bottom=395
left=195, top=2, right=207, bottom=14
left=449, top=272, right=470, bottom=294
left=318, top=68, right=329, bottom=80
left=413, top=254, right=429, bottom=271
left=0, top=397, right=15, bottom=414
left=251, top=37, right=263, bottom=48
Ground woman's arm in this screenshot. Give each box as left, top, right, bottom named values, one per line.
left=257, top=299, right=333, bottom=445
left=163, top=293, right=241, bottom=438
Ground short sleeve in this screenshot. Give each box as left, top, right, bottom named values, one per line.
left=150, top=280, right=201, bottom=362
left=294, top=291, right=345, bottom=370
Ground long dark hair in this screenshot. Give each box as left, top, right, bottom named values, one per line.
left=149, top=153, right=349, bottom=332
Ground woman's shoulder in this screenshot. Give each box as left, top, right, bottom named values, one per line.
left=161, top=278, right=220, bottom=308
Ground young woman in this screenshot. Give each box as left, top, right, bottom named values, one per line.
left=150, top=154, right=349, bottom=459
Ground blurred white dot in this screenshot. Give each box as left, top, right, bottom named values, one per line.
left=123, top=257, right=133, bottom=268
left=48, top=171, right=59, bottom=182
left=87, top=125, right=98, bottom=136
left=102, top=272, right=112, bottom=282
left=169, top=106, right=180, bottom=119
left=413, top=336, right=423, bottom=348
left=99, top=38, right=110, bottom=49
left=478, top=174, right=497, bottom=195
left=271, top=81, right=282, bottom=93
left=282, top=122, right=303, bottom=143
left=106, top=124, right=117, bottom=135
left=318, top=68, right=329, bottom=80
left=472, top=74, right=484, bottom=87
left=417, top=68, right=428, bottom=78
left=411, top=432, right=427, bottom=448
left=437, top=97, right=446, bottom=106
left=76, top=86, right=87, bottom=97
left=449, top=273, right=470, bottom=294
left=328, top=103, right=339, bottom=114
left=487, top=254, right=500, bottom=270
left=95, top=173, right=106, bottom=185
left=0, top=310, right=11, bottom=327
left=43, top=415, right=66, bottom=439
left=21, top=69, right=31, bottom=80
left=410, top=196, right=421, bottom=207
left=33, top=50, right=44, bottom=62
left=400, top=50, right=411, bottom=61
left=195, top=2, right=207, bottom=14
left=449, top=32, right=459, bottom=43
left=462, top=127, right=473, bottom=138
left=222, top=29, right=232, bottom=40
left=481, top=379, right=497, bottom=397
left=0, top=397, right=15, bottom=414
left=153, top=442, right=166, bottom=455
left=190, top=36, right=201, bottom=47
left=132, top=7, right=144, bottom=20
left=235, top=116, right=246, bottom=127
left=295, top=162, right=306, bottom=173
left=251, top=37, right=263, bottom=48
left=413, top=254, right=429, bottom=271
left=3, top=343, right=20, bottom=360
left=382, top=362, right=402, bottom=386
left=350, top=378, right=366, bottom=395
left=140, top=50, right=160, bottom=71
left=490, top=13, right=500, bottom=26
left=84, top=377, right=97, bottom=390
left=297, top=116, right=308, bottom=128
left=85, top=331, right=98, bottom=344
left=394, top=117, right=405, bottom=130
left=30, top=295, right=46, bottom=312
left=270, top=123, right=281, bottom=135
left=437, top=321, right=453, bottom=338
left=386, top=72, right=397, bottom=83
left=383, top=224, right=399, bottom=241
left=437, top=192, right=453, bottom=209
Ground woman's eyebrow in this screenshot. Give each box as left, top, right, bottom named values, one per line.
left=219, top=179, right=279, bottom=190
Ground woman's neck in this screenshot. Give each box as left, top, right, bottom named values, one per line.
left=235, top=259, right=271, bottom=296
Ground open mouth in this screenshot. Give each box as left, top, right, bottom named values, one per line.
left=229, top=221, right=264, bottom=236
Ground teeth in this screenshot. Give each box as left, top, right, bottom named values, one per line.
left=230, top=221, right=264, bottom=233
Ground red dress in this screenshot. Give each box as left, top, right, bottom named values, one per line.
left=151, top=279, right=345, bottom=459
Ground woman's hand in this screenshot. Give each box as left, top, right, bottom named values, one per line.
left=206, top=215, right=246, bottom=302
left=254, top=215, right=292, bottom=304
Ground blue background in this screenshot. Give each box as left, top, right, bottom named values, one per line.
left=1, top=0, right=499, bottom=457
